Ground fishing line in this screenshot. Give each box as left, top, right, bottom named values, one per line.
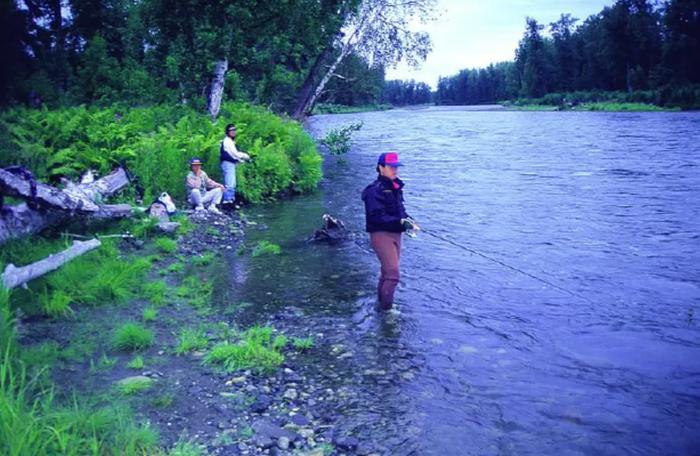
left=418, top=228, right=594, bottom=303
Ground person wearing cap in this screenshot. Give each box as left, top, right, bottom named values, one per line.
left=362, top=152, right=418, bottom=311
left=220, top=123, right=251, bottom=205
left=185, top=157, right=224, bottom=214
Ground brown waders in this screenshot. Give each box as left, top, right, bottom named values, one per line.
left=370, top=231, right=402, bottom=310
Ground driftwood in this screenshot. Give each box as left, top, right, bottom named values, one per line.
left=0, top=167, right=133, bottom=244
left=311, top=214, right=352, bottom=242
left=1, top=238, right=101, bottom=289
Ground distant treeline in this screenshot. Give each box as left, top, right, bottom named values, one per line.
left=435, top=0, right=700, bottom=108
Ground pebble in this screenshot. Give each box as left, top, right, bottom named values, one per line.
left=277, top=436, right=290, bottom=450
left=283, top=389, right=298, bottom=400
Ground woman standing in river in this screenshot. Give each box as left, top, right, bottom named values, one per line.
left=362, top=152, right=418, bottom=311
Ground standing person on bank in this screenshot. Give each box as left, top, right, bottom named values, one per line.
left=362, top=152, right=418, bottom=311
left=220, top=123, right=251, bottom=205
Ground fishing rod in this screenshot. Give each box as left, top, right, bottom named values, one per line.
left=411, top=225, right=595, bottom=304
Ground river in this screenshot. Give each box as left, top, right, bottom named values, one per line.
left=225, top=106, right=700, bottom=455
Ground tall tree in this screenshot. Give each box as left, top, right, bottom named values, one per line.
left=291, top=0, right=436, bottom=119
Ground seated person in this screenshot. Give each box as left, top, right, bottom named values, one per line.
left=185, top=157, right=224, bottom=214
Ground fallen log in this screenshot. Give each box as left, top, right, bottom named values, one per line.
left=0, top=167, right=133, bottom=245
left=1, top=238, right=101, bottom=289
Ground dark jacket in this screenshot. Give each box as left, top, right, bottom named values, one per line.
left=362, top=175, right=409, bottom=233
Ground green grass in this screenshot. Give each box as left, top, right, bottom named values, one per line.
left=251, top=240, right=281, bottom=257
left=127, top=355, right=145, bottom=370
left=577, top=102, right=677, bottom=111
left=143, top=306, right=158, bottom=322
left=154, top=237, right=178, bottom=254
left=176, top=276, right=213, bottom=310
left=165, top=262, right=185, bottom=274
left=144, top=280, right=168, bottom=306
left=0, top=238, right=149, bottom=317
left=175, top=328, right=209, bottom=355
left=117, top=376, right=154, bottom=395
left=113, top=323, right=154, bottom=351
left=0, top=350, right=160, bottom=454
left=292, top=336, right=314, bottom=351
left=167, top=436, right=207, bottom=456
left=191, top=252, right=216, bottom=266
left=151, top=393, right=175, bottom=408
left=312, top=102, right=392, bottom=114
left=204, top=326, right=285, bottom=374
left=89, top=354, right=117, bottom=374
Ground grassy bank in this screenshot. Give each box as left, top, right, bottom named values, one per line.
left=503, top=102, right=678, bottom=112
left=0, top=102, right=322, bottom=204
left=502, top=87, right=700, bottom=112
left=0, top=211, right=317, bottom=454
left=312, top=103, right=392, bottom=115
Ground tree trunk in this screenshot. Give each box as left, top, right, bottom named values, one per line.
left=208, top=58, right=228, bottom=121
left=0, top=167, right=133, bottom=245
left=301, top=44, right=354, bottom=118
left=2, top=239, right=101, bottom=289
left=291, top=44, right=336, bottom=120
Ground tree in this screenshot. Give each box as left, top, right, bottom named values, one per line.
left=291, top=0, right=436, bottom=119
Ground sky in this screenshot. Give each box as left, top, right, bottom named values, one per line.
left=385, top=0, right=615, bottom=88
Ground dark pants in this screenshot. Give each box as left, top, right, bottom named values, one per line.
left=370, top=231, right=402, bottom=309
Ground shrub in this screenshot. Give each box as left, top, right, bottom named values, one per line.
left=320, top=121, right=363, bottom=156
left=0, top=102, right=323, bottom=204
left=113, top=323, right=154, bottom=351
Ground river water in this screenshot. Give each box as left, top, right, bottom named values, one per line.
left=226, top=106, right=700, bottom=455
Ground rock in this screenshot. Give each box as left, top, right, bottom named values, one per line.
left=227, top=376, right=247, bottom=385
left=157, top=221, right=180, bottom=234
left=252, top=434, right=274, bottom=449
left=252, top=419, right=299, bottom=442
left=283, top=389, right=298, bottom=401
left=298, top=428, right=314, bottom=439
left=334, top=435, right=359, bottom=451
left=250, top=394, right=272, bottom=413
left=116, top=375, right=153, bottom=386
left=290, top=414, right=310, bottom=426
left=277, top=436, right=290, bottom=450
left=302, top=449, right=324, bottom=456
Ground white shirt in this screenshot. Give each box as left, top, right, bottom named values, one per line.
left=221, top=136, right=250, bottom=162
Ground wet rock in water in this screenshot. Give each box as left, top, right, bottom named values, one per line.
left=334, top=435, right=359, bottom=451
left=311, top=214, right=352, bottom=243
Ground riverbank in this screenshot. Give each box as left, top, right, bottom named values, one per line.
left=1, top=207, right=369, bottom=455
left=311, top=103, right=392, bottom=115
left=501, top=101, right=681, bottom=112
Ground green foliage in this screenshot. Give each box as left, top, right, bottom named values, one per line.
left=175, top=328, right=209, bottom=355
left=167, top=436, right=208, bottom=456
left=127, top=356, right=145, bottom=370
left=320, top=122, right=363, bottom=156
left=154, top=237, right=178, bottom=254
left=143, top=306, right=158, bottom=322
left=0, top=348, right=159, bottom=455
left=292, top=336, right=315, bottom=351
left=117, top=376, right=154, bottom=395
left=143, top=280, right=168, bottom=306
left=176, top=276, right=213, bottom=310
left=251, top=241, right=281, bottom=257
left=191, top=252, right=216, bottom=266
left=204, top=326, right=285, bottom=374
left=0, top=103, right=322, bottom=204
left=89, top=354, right=117, bottom=374
left=113, top=323, right=154, bottom=351
left=0, top=238, right=149, bottom=317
